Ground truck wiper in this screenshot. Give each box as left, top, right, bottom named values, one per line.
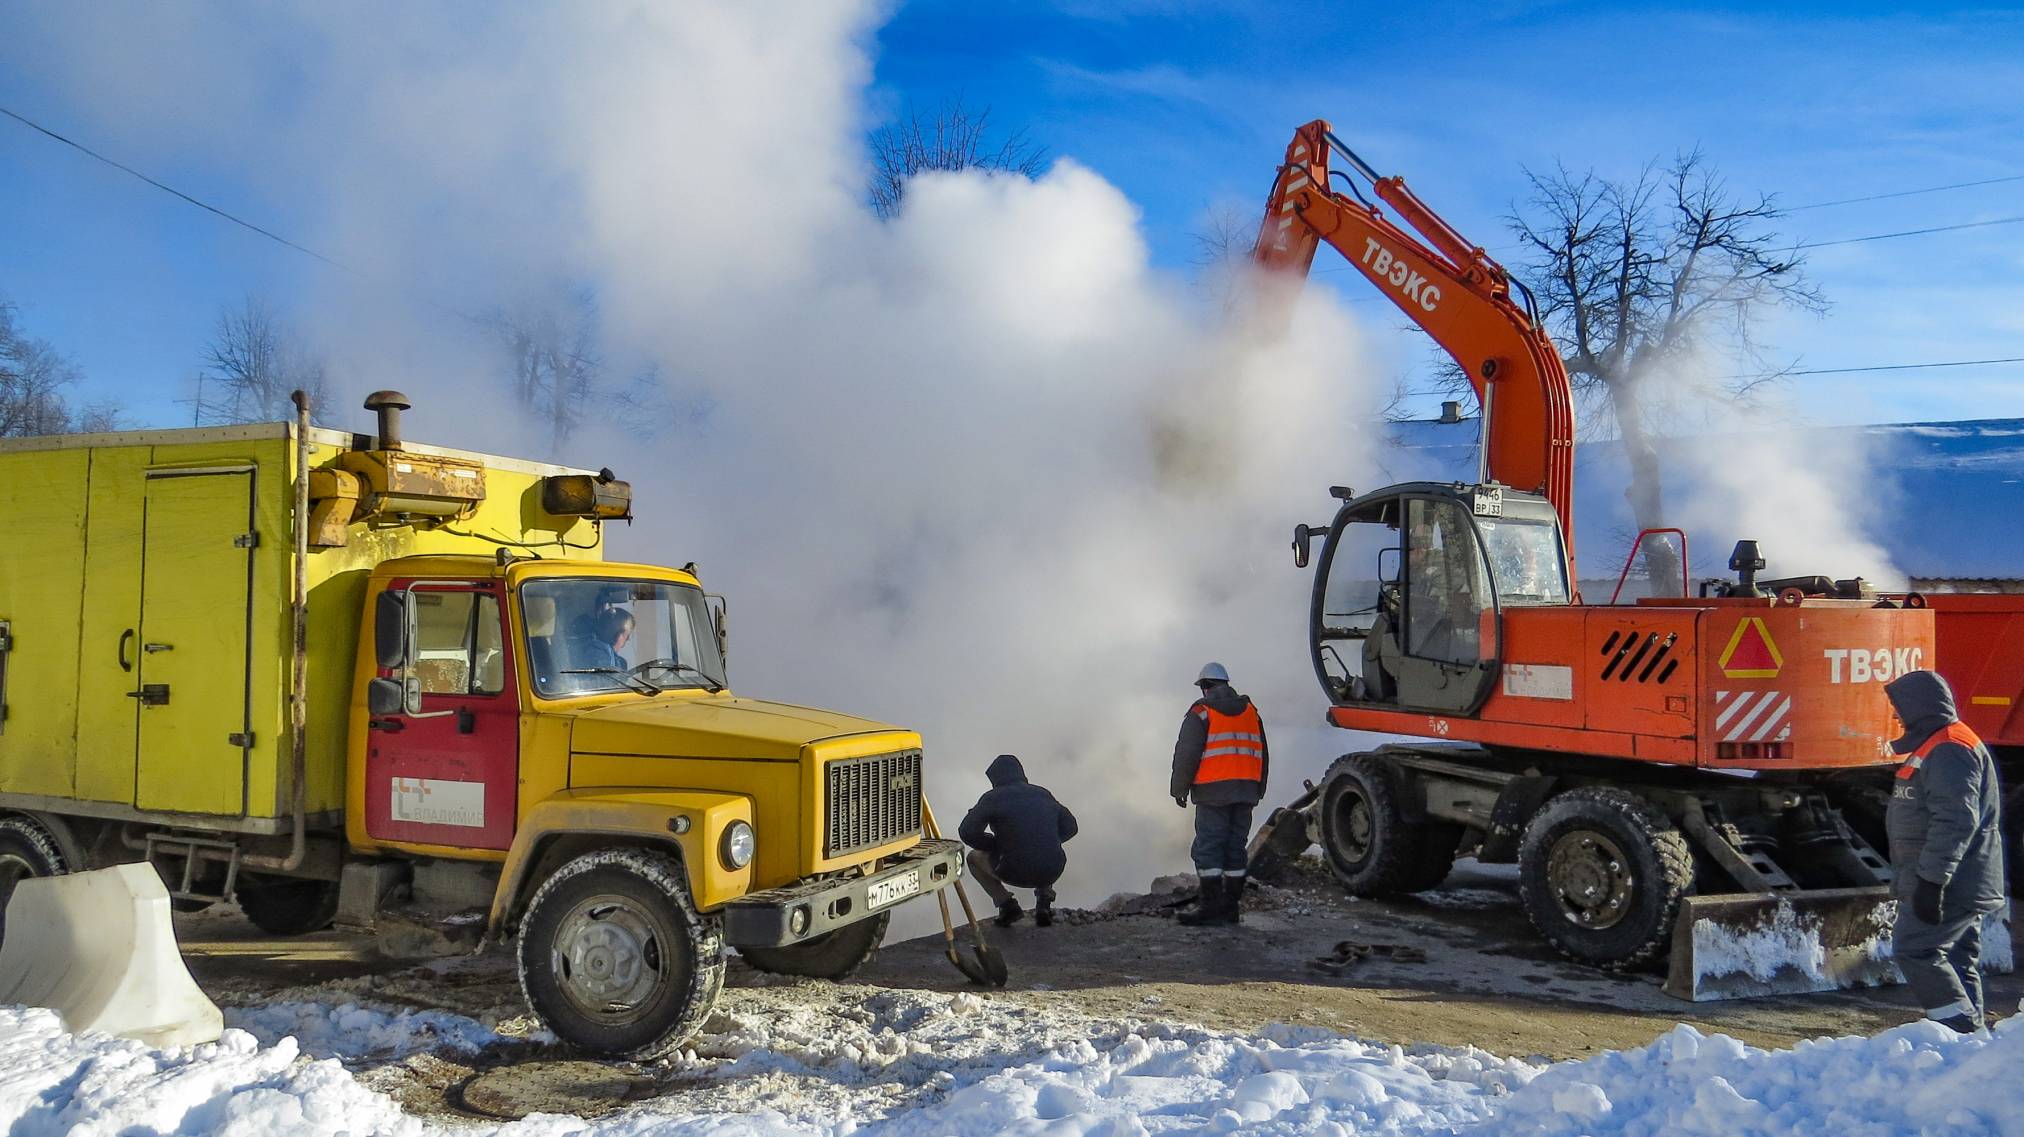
left=631, top=658, right=725, bottom=693
left=560, top=667, right=662, bottom=695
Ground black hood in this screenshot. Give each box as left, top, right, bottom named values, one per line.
left=1196, top=683, right=1251, bottom=715
left=1885, top=669, right=1959, bottom=755
left=986, top=754, right=1027, bottom=787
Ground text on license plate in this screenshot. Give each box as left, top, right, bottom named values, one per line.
left=867, top=869, right=921, bottom=910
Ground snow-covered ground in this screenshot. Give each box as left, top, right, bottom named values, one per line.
left=3, top=992, right=2020, bottom=1136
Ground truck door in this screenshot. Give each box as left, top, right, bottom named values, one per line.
left=363, top=581, right=520, bottom=850
left=134, top=468, right=257, bottom=816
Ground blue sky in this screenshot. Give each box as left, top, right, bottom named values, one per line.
left=3, top=1, right=2021, bottom=429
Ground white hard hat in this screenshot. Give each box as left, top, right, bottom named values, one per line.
left=1197, top=661, right=1230, bottom=685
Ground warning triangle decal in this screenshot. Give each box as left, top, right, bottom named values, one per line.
left=1719, top=617, right=1784, bottom=679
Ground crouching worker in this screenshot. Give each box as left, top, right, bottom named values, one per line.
left=1886, top=669, right=2007, bottom=1033
left=1173, top=662, right=1269, bottom=927
left=959, top=755, right=1079, bottom=927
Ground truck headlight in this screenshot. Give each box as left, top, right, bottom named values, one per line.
left=721, top=820, right=755, bottom=870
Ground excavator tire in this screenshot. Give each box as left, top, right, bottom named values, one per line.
left=1403, top=823, right=1464, bottom=892
left=1518, top=787, right=1693, bottom=971
left=1318, top=754, right=1444, bottom=896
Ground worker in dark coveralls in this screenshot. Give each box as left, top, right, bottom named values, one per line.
left=1172, top=662, right=1269, bottom=927
left=1886, top=669, right=2007, bottom=1032
left=958, top=755, right=1078, bottom=927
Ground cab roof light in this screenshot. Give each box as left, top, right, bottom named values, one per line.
left=541, top=468, right=632, bottom=521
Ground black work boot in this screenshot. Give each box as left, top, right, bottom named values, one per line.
left=1936, top=1013, right=1978, bottom=1035
left=1220, top=876, right=1246, bottom=926
left=1178, top=877, right=1224, bottom=926
left=994, top=898, right=1024, bottom=928
left=1034, top=891, right=1055, bottom=927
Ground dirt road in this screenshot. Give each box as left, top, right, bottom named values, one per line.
left=178, top=858, right=2017, bottom=1066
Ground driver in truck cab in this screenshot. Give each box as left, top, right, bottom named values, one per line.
left=570, top=606, right=636, bottom=673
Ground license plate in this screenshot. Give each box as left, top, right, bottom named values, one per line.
left=867, top=868, right=921, bottom=910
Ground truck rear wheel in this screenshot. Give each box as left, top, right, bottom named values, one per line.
left=518, top=848, right=726, bottom=1060
left=739, top=911, right=889, bottom=979
left=1518, top=787, right=1693, bottom=970
left=0, top=814, right=69, bottom=947
left=1318, top=754, right=1444, bottom=896
left=236, top=875, right=340, bottom=936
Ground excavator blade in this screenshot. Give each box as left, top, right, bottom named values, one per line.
left=0, top=863, right=223, bottom=1047
left=1665, top=886, right=1914, bottom=1001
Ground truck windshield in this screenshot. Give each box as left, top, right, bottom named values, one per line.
left=520, top=578, right=725, bottom=698
left=1478, top=516, right=1569, bottom=606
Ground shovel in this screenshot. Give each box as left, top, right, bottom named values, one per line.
left=923, top=803, right=1010, bottom=988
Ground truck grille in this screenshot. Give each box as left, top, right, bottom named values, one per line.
left=825, top=749, right=923, bottom=858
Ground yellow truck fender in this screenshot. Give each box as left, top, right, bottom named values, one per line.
left=485, top=788, right=754, bottom=939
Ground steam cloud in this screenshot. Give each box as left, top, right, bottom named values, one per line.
left=8, top=4, right=1387, bottom=907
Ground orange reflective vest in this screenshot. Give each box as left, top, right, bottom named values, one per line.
left=1897, top=721, right=1983, bottom=780
left=1194, top=702, right=1266, bottom=785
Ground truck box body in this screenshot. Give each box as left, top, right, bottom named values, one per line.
left=0, top=423, right=597, bottom=832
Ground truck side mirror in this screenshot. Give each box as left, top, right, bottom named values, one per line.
left=1292, top=523, right=1320, bottom=569
left=1378, top=546, right=1402, bottom=586
left=367, top=676, right=404, bottom=717
left=374, top=590, right=410, bottom=670
left=707, top=594, right=729, bottom=670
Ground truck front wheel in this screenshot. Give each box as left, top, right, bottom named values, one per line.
left=518, top=849, right=726, bottom=1060
left=739, top=911, right=889, bottom=979
left=235, top=875, right=339, bottom=935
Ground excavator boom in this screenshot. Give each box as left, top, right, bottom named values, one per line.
left=1254, top=120, right=1575, bottom=551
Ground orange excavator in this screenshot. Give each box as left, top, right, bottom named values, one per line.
left=1247, top=121, right=1943, bottom=999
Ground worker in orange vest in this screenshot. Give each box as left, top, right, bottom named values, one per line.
left=1172, top=662, right=1270, bottom=927
left=1885, top=670, right=2007, bottom=1032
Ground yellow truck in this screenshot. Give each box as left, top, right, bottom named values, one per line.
left=0, top=391, right=959, bottom=1057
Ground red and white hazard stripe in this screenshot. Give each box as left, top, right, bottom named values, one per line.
left=1714, top=690, right=1792, bottom=743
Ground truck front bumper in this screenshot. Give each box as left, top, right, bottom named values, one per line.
left=721, top=838, right=963, bottom=948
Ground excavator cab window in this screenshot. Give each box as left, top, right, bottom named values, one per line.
left=1308, top=485, right=1502, bottom=716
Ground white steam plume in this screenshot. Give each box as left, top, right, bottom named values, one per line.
left=8, top=3, right=1386, bottom=907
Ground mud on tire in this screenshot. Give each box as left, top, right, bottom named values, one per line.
left=517, top=848, right=726, bottom=1061
left=235, top=874, right=340, bottom=936
left=1318, top=753, right=1447, bottom=896
left=1517, top=786, right=1694, bottom=970
left=0, top=813, right=69, bottom=947
left=739, top=911, right=889, bottom=980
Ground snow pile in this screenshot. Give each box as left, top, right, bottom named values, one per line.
left=1484, top=1018, right=2024, bottom=1136
left=9, top=996, right=2024, bottom=1135
left=226, top=1000, right=534, bottom=1060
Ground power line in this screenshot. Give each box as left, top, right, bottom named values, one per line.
left=1730, top=356, right=2024, bottom=379
left=1795, top=214, right=2024, bottom=250
left=1787, top=174, right=2024, bottom=211
left=0, top=104, right=356, bottom=275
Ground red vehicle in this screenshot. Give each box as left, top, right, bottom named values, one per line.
left=1249, top=121, right=1922, bottom=997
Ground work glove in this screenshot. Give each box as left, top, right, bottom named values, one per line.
left=1912, top=876, right=1944, bottom=925
left=1174, top=793, right=1189, bottom=809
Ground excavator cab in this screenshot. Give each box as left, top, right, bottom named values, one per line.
left=1303, top=482, right=1568, bottom=716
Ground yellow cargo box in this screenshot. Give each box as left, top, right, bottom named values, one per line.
left=0, top=420, right=599, bottom=833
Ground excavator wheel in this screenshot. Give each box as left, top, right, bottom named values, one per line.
left=1317, top=754, right=1444, bottom=896
left=1403, top=823, right=1464, bottom=892
left=1518, top=787, right=1693, bottom=971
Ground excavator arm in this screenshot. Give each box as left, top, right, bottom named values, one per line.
left=1254, top=120, right=1576, bottom=544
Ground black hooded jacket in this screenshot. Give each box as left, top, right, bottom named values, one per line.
left=957, top=755, right=1078, bottom=889
left=1884, top=670, right=2006, bottom=914
left=1171, top=683, right=1269, bottom=807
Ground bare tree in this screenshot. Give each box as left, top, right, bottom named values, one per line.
left=195, top=297, right=330, bottom=424
left=0, top=296, right=117, bottom=437
left=488, top=287, right=607, bottom=453
left=1503, top=151, right=1822, bottom=587
left=868, top=96, right=1048, bottom=221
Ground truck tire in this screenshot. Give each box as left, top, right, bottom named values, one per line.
left=1318, top=754, right=1442, bottom=896
left=0, top=814, right=69, bottom=947
left=1518, top=787, right=1693, bottom=970
left=235, top=875, right=340, bottom=936
left=518, top=848, right=726, bottom=1060
left=739, top=911, right=890, bottom=979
